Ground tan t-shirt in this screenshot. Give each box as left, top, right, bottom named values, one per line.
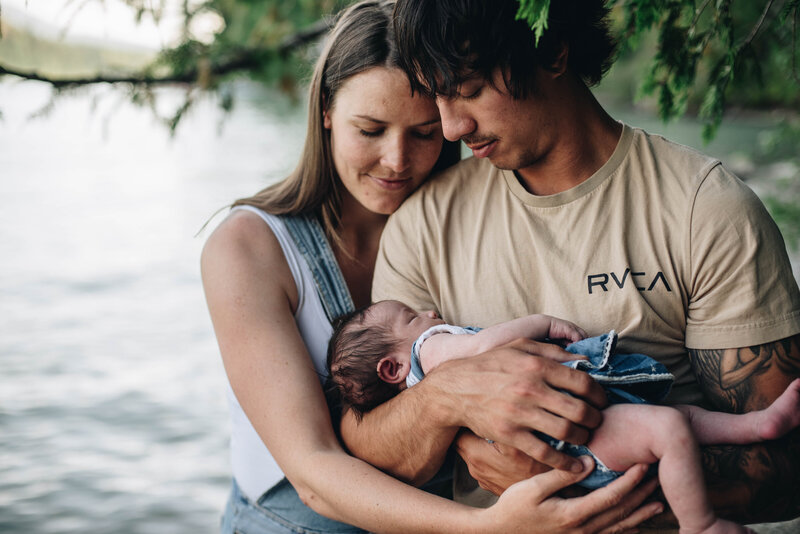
left=373, top=125, right=800, bottom=526
left=373, top=125, right=800, bottom=522
left=374, top=124, right=800, bottom=408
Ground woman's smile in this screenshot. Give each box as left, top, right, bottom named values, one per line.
left=324, top=66, right=444, bottom=215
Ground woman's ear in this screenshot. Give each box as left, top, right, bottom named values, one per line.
left=322, top=95, right=333, bottom=129
left=377, top=356, right=407, bottom=384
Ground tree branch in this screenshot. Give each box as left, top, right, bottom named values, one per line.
left=0, top=17, right=330, bottom=88
left=739, top=0, right=775, bottom=52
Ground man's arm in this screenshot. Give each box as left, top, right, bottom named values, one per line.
left=688, top=334, right=800, bottom=524
left=340, top=338, right=608, bottom=485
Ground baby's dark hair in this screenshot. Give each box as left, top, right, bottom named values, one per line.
left=326, top=304, right=404, bottom=419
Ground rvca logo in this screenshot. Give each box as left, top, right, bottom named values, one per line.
left=587, top=268, right=672, bottom=295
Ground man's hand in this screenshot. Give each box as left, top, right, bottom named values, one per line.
left=426, top=337, right=607, bottom=473
left=455, top=429, right=549, bottom=495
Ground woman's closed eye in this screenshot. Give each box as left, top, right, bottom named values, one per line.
left=359, top=128, right=384, bottom=138
left=411, top=129, right=436, bottom=140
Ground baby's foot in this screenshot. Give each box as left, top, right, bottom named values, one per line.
left=682, top=517, right=755, bottom=534
left=756, top=378, right=800, bottom=441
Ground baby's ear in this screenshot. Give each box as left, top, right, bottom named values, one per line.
left=377, top=356, right=407, bottom=384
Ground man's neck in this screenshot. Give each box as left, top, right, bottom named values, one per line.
left=516, top=86, right=622, bottom=196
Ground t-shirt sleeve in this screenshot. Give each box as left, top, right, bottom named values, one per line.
left=684, top=164, right=800, bottom=349
left=372, top=199, right=438, bottom=313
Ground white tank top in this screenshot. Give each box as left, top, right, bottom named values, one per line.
left=226, top=206, right=334, bottom=500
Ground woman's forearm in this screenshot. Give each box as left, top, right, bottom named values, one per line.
left=292, top=447, right=664, bottom=534
left=290, top=448, right=487, bottom=533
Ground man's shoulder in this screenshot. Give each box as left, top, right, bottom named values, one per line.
left=624, top=125, right=750, bottom=203
left=413, top=156, right=495, bottom=202
left=630, top=126, right=721, bottom=175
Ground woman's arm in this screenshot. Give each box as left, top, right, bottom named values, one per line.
left=202, top=211, right=660, bottom=533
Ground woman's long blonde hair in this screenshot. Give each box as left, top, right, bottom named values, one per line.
left=232, top=0, right=459, bottom=245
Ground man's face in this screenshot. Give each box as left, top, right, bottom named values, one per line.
left=435, top=68, right=555, bottom=177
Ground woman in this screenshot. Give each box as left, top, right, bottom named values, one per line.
left=202, top=1, right=660, bottom=532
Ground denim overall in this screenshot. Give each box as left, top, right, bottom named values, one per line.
left=221, top=214, right=365, bottom=534
left=222, top=214, right=452, bottom=533
left=542, top=330, right=674, bottom=488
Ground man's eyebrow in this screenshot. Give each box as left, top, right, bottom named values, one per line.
left=354, top=115, right=441, bottom=127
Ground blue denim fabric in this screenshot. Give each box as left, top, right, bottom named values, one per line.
left=221, top=478, right=368, bottom=534
left=536, top=330, right=674, bottom=489
left=564, top=331, right=674, bottom=405
left=236, top=214, right=360, bottom=530
left=284, top=215, right=354, bottom=323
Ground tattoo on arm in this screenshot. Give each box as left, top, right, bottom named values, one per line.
left=687, top=335, right=800, bottom=522
left=689, top=336, right=800, bottom=413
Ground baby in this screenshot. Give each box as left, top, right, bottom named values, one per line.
left=327, top=300, right=800, bottom=534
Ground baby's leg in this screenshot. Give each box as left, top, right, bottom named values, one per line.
left=677, top=378, right=800, bottom=445
left=587, top=404, right=751, bottom=534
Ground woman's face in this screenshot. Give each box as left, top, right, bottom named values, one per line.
left=324, top=67, right=444, bottom=216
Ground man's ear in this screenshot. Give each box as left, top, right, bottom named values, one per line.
left=547, top=42, right=569, bottom=78
left=377, top=356, right=406, bottom=384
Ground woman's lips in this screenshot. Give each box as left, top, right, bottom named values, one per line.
left=369, top=176, right=413, bottom=190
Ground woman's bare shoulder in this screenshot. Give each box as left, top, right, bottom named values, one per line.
left=201, top=209, right=298, bottom=306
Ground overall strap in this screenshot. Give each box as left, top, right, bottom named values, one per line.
left=283, top=214, right=355, bottom=323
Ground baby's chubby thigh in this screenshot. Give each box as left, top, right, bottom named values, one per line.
left=586, top=403, right=695, bottom=472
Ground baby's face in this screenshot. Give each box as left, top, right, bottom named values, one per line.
left=370, top=300, right=445, bottom=367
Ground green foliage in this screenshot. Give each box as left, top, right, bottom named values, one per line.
left=756, top=120, right=800, bottom=249
left=765, top=194, right=800, bottom=250
left=515, top=0, right=550, bottom=45
left=613, top=0, right=799, bottom=141
left=3, top=0, right=798, bottom=140
left=515, top=0, right=800, bottom=142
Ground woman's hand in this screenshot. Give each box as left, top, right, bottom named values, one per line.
left=478, top=457, right=663, bottom=534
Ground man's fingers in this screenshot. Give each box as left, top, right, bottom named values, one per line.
left=519, top=338, right=582, bottom=363
left=512, top=340, right=608, bottom=410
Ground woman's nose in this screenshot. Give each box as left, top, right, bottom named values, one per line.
left=381, top=134, right=411, bottom=174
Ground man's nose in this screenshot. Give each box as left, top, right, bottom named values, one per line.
left=436, top=97, right=475, bottom=141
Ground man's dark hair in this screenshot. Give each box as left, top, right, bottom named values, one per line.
left=326, top=305, right=403, bottom=420
left=393, top=0, right=617, bottom=98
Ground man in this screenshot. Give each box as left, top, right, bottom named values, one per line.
left=341, top=0, right=800, bottom=530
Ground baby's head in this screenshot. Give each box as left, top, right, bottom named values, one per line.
left=327, top=300, right=443, bottom=418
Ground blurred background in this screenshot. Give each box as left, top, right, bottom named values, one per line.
left=1, top=1, right=798, bottom=533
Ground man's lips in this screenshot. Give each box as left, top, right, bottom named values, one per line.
left=466, top=139, right=497, bottom=158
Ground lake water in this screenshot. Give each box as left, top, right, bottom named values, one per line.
left=0, top=80, right=305, bottom=533
left=0, top=79, right=797, bottom=534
